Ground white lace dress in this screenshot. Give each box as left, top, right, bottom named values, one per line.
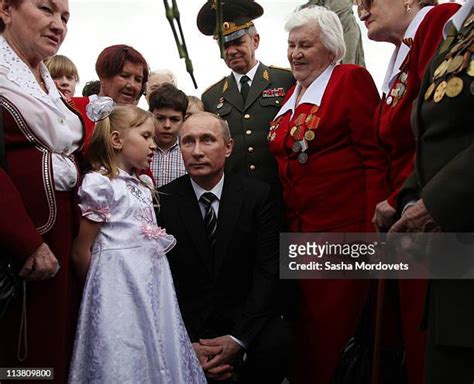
left=69, top=170, right=206, bottom=384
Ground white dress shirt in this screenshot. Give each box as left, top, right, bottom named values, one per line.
left=232, top=61, right=260, bottom=92
left=0, top=36, right=82, bottom=191
left=381, top=6, right=434, bottom=95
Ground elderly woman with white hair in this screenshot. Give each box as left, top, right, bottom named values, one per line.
left=268, top=5, right=387, bottom=383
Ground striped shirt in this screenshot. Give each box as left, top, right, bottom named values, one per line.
left=150, top=140, right=187, bottom=187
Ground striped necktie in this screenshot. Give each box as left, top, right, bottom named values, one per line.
left=200, top=192, right=218, bottom=249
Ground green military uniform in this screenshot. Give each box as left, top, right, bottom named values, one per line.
left=397, top=6, right=474, bottom=383
left=202, top=64, right=294, bottom=185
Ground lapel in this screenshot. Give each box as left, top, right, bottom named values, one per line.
left=244, top=63, right=271, bottom=110
left=214, top=175, right=244, bottom=275
left=222, top=74, right=244, bottom=113
left=176, top=177, right=214, bottom=276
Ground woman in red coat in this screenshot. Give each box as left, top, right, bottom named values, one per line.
left=268, top=5, right=387, bottom=383
left=358, top=1, right=460, bottom=382
left=0, top=1, right=84, bottom=382
left=70, top=44, right=149, bottom=152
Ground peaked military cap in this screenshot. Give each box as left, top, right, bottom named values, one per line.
left=197, top=0, right=264, bottom=43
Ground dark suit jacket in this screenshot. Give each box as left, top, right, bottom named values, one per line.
left=397, top=10, right=474, bottom=350
left=158, top=173, right=280, bottom=346
left=202, top=63, right=294, bottom=186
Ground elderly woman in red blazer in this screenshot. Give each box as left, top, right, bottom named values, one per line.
left=268, top=5, right=387, bottom=383
left=0, top=0, right=83, bottom=382
left=358, top=1, right=460, bottom=382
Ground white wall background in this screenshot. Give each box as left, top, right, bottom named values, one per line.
left=60, top=0, right=462, bottom=102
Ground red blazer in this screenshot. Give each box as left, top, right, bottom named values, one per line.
left=268, top=65, right=387, bottom=232
left=376, top=3, right=460, bottom=207
left=0, top=96, right=82, bottom=261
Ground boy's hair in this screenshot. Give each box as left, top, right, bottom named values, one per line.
left=148, top=84, right=188, bottom=117
left=88, top=105, right=154, bottom=177
left=82, top=80, right=101, bottom=97
left=44, top=55, right=79, bottom=81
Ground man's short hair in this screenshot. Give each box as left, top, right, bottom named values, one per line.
left=148, top=84, right=189, bottom=117
left=182, top=112, right=232, bottom=142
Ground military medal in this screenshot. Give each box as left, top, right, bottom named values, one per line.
left=468, top=58, right=474, bottom=77
left=464, top=13, right=474, bottom=28
left=298, top=152, right=308, bottom=164
left=292, top=141, right=301, bottom=153
left=433, top=80, right=447, bottom=103
left=304, top=130, right=315, bottom=141
left=447, top=55, right=464, bottom=74
left=446, top=76, right=464, bottom=98
left=424, top=82, right=436, bottom=100
left=290, top=126, right=298, bottom=136
left=434, top=60, right=449, bottom=79
left=216, top=96, right=224, bottom=109
left=386, top=95, right=393, bottom=106
left=399, top=72, right=408, bottom=83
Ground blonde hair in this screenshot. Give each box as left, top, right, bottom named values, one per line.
left=44, top=55, right=79, bottom=81
left=187, top=96, right=205, bottom=112
left=88, top=105, right=154, bottom=177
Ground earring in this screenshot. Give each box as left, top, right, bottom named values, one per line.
left=405, top=2, right=411, bottom=12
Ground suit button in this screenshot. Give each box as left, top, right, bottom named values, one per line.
left=248, top=147, right=254, bottom=153
left=249, top=164, right=256, bottom=171
left=244, top=114, right=251, bottom=119
left=246, top=130, right=252, bottom=135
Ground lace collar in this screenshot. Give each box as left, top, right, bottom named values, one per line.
left=0, top=35, right=61, bottom=106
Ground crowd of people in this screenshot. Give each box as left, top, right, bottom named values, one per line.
left=0, top=0, right=472, bottom=383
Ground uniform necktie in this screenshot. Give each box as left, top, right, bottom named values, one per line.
left=240, top=75, right=250, bottom=103
left=200, top=192, right=218, bottom=249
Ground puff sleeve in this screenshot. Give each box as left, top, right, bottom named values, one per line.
left=78, top=172, right=114, bottom=222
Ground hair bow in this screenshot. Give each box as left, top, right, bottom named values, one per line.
left=86, top=96, right=115, bottom=122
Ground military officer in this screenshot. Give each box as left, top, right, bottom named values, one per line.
left=197, top=0, right=295, bottom=188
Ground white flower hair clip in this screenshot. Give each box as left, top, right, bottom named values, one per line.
left=86, top=96, right=115, bottom=122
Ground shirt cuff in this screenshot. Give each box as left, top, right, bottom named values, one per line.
left=401, top=200, right=417, bottom=215
left=229, top=335, right=247, bottom=350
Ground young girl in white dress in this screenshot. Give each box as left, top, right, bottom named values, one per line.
left=68, top=100, right=206, bottom=384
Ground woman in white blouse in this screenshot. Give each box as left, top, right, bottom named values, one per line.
left=0, top=1, right=83, bottom=382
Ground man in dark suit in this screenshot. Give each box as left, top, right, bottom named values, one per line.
left=158, top=112, right=292, bottom=383
left=390, top=2, right=474, bottom=382
left=197, top=0, right=294, bottom=188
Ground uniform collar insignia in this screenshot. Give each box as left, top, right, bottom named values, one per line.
left=263, top=69, right=270, bottom=82
left=223, top=79, right=229, bottom=92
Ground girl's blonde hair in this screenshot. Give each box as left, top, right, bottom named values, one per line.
left=88, top=105, right=154, bottom=177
